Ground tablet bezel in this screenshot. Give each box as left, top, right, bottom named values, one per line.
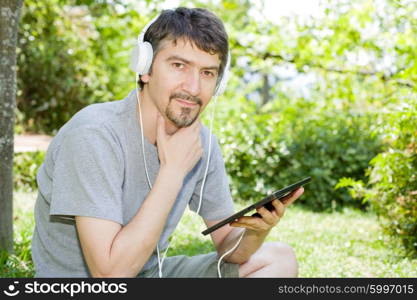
left=201, top=177, right=311, bottom=235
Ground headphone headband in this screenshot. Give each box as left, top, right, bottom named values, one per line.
left=138, top=15, right=159, bottom=43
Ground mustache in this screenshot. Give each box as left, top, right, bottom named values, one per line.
left=170, top=92, right=202, bottom=106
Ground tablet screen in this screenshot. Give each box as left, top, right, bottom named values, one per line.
left=201, top=177, right=311, bottom=235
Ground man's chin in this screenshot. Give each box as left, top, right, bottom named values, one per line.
left=166, top=107, right=200, bottom=128
left=173, top=119, right=197, bottom=128
left=168, top=114, right=198, bottom=128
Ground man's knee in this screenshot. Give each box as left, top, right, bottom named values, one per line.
left=265, top=242, right=298, bottom=277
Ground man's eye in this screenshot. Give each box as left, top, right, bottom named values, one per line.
left=173, top=62, right=185, bottom=69
left=203, top=70, right=215, bottom=77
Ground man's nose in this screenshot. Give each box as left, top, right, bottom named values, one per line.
left=182, top=70, right=201, bottom=96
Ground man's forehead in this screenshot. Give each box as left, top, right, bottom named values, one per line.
left=156, top=38, right=221, bottom=68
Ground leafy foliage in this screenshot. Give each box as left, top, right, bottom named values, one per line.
left=13, top=151, right=45, bottom=192
left=211, top=90, right=382, bottom=211
left=337, top=98, right=417, bottom=256
left=16, top=0, right=146, bottom=134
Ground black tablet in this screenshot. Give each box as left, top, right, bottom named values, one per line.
left=201, top=177, right=311, bottom=235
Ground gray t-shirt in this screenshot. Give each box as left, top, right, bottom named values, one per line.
left=31, top=90, right=235, bottom=277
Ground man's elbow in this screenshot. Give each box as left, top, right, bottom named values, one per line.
left=90, top=268, right=137, bottom=278
left=88, top=261, right=140, bottom=278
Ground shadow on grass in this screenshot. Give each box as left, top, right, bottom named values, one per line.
left=167, top=235, right=215, bottom=257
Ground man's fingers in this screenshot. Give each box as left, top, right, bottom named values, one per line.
left=156, top=112, right=167, bottom=142
left=230, top=223, right=258, bottom=231
left=281, top=187, right=304, bottom=207
left=230, top=217, right=269, bottom=231
left=255, top=206, right=276, bottom=225
left=228, top=187, right=307, bottom=233
left=271, top=200, right=285, bottom=217
left=190, top=118, right=201, bottom=132
left=174, top=117, right=201, bottom=137
left=231, top=216, right=262, bottom=227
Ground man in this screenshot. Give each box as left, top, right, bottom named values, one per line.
left=32, top=7, right=303, bottom=278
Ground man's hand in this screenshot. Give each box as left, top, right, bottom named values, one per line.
left=229, top=187, right=304, bottom=233
left=156, top=112, right=203, bottom=178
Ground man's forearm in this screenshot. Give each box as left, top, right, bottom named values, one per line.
left=104, top=167, right=183, bottom=276
left=218, top=227, right=270, bottom=265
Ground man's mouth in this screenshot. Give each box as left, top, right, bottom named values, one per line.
left=175, top=98, right=199, bottom=107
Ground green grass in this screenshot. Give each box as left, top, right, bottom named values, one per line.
left=1, top=192, right=416, bottom=277
left=1, top=191, right=36, bottom=277
left=169, top=202, right=417, bottom=277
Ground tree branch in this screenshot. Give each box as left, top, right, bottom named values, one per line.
left=231, top=40, right=415, bottom=89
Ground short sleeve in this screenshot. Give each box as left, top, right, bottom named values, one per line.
left=50, top=126, right=124, bottom=224
left=189, top=134, right=235, bottom=221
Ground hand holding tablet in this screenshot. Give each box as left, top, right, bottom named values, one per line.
left=201, top=177, right=311, bottom=235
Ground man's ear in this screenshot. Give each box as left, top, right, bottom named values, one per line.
left=141, top=74, right=150, bottom=83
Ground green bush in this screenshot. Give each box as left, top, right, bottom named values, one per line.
left=17, top=0, right=110, bottom=134
left=337, top=99, right=417, bottom=256
left=16, top=0, right=143, bottom=135
left=13, top=151, right=45, bottom=192
left=212, top=94, right=382, bottom=211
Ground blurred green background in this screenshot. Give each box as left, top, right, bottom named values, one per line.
left=6, top=0, right=417, bottom=277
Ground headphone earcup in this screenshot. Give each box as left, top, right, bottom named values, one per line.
left=130, top=41, right=154, bottom=75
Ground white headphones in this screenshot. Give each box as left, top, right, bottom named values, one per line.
left=130, top=15, right=231, bottom=97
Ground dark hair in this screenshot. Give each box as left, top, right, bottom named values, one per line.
left=139, top=7, right=229, bottom=88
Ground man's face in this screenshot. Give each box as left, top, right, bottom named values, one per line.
left=141, top=38, right=221, bottom=128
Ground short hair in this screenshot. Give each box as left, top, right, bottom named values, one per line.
left=139, top=7, right=229, bottom=89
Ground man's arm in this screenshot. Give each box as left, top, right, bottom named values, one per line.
left=205, top=187, right=304, bottom=264
left=75, top=114, right=203, bottom=277
left=76, top=166, right=183, bottom=277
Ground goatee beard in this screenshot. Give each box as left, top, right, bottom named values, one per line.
left=166, top=92, right=202, bottom=128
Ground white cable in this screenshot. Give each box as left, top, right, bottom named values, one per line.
left=135, top=75, right=216, bottom=278
left=136, top=75, right=152, bottom=190
left=156, top=243, right=171, bottom=278
left=217, top=230, right=245, bottom=278
left=196, top=93, right=218, bottom=215
left=136, top=76, right=167, bottom=277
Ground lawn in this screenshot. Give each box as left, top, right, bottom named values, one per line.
left=2, top=191, right=416, bottom=277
